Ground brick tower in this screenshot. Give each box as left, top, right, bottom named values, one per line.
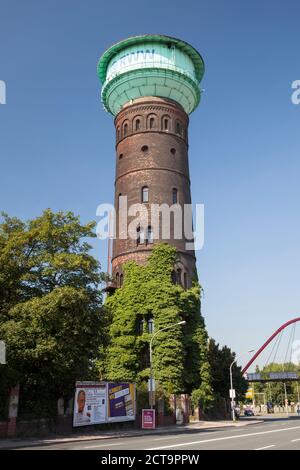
left=97, top=35, right=204, bottom=289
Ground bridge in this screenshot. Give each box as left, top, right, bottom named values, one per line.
left=241, top=317, right=300, bottom=392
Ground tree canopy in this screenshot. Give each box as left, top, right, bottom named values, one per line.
left=0, top=210, right=104, bottom=418
left=207, top=338, right=248, bottom=403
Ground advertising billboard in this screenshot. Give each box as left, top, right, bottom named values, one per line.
left=107, top=382, right=136, bottom=422
left=73, top=381, right=136, bottom=427
left=73, top=381, right=107, bottom=427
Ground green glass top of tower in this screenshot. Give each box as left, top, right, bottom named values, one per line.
left=97, top=35, right=205, bottom=116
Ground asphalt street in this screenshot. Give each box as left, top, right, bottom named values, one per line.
left=16, top=417, right=300, bottom=451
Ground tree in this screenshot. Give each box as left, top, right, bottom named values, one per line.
left=0, top=210, right=104, bottom=418
left=207, top=339, right=248, bottom=403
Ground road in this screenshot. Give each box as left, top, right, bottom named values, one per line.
left=16, top=417, right=300, bottom=450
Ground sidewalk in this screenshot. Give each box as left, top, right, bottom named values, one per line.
left=0, top=418, right=263, bottom=450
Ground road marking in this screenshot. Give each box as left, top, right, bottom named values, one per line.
left=148, top=425, right=300, bottom=450
left=291, top=438, right=300, bottom=442
left=255, top=445, right=275, bottom=450
left=84, top=441, right=129, bottom=449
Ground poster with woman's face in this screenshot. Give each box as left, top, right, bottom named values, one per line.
left=73, top=382, right=107, bottom=427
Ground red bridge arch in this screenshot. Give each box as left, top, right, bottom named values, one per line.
left=242, top=317, right=300, bottom=374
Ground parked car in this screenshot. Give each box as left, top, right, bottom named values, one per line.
left=244, top=408, right=254, bottom=416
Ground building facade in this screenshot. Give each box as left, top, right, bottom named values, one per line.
left=97, top=35, right=204, bottom=289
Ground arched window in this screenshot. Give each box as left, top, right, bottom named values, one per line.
left=147, top=114, right=157, bottom=130
left=116, top=272, right=119, bottom=287
left=148, top=318, right=154, bottom=334
left=120, top=273, right=124, bottom=286
left=164, top=118, right=169, bottom=130
left=171, top=270, right=177, bottom=284
left=147, top=226, right=153, bottom=244
left=117, top=127, right=120, bottom=141
left=177, top=268, right=182, bottom=285
left=135, top=119, right=141, bottom=131
left=137, top=318, right=144, bottom=335
left=142, top=186, right=149, bottom=203
left=137, top=226, right=145, bottom=245
left=176, top=121, right=182, bottom=135
left=123, top=122, right=128, bottom=137
left=172, top=188, right=178, bottom=204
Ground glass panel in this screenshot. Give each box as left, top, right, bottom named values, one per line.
left=148, top=318, right=154, bottom=334
left=172, top=188, right=178, bottom=204
left=142, top=187, right=149, bottom=202
left=147, top=226, right=153, bottom=244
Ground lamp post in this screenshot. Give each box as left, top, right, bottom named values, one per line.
left=229, top=360, right=236, bottom=422
left=230, top=349, right=255, bottom=422
left=149, top=321, right=186, bottom=409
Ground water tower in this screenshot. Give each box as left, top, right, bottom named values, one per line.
left=97, top=35, right=204, bottom=288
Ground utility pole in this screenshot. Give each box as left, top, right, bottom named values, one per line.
left=229, top=361, right=236, bottom=422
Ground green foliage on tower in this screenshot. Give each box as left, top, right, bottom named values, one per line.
left=98, top=243, right=213, bottom=409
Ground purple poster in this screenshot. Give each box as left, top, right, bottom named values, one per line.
left=107, top=382, right=135, bottom=422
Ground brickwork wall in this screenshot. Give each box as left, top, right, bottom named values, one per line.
left=112, top=97, right=197, bottom=287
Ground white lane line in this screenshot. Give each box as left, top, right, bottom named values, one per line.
left=291, top=438, right=300, bottom=442
left=147, top=425, right=300, bottom=450
left=83, top=441, right=129, bottom=449
left=255, top=445, right=275, bottom=450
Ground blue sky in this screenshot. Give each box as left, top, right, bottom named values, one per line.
left=1, top=0, right=300, bottom=369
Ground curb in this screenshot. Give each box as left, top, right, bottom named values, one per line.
left=0, top=420, right=264, bottom=450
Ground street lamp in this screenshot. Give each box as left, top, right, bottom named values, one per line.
left=229, top=349, right=255, bottom=422
left=149, top=320, right=186, bottom=409
left=229, top=360, right=236, bottom=422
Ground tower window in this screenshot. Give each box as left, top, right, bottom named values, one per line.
left=147, top=226, right=153, bottom=244
left=116, top=272, right=119, bottom=287
left=137, top=226, right=145, bottom=245
left=171, top=270, right=177, bottom=284
left=137, top=318, right=144, bottom=335
left=170, top=148, right=176, bottom=155
left=135, top=119, right=141, bottom=131
left=184, top=272, right=188, bottom=290
left=147, top=318, right=154, bottom=334
left=117, top=127, right=120, bottom=141
left=120, top=273, right=124, bottom=286
left=119, top=153, right=123, bottom=160
left=124, top=123, right=128, bottom=137
left=142, top=186, right=149, bottom=203
left=164, top=118, right=169, bottom=130
left=141, top=145, right=149, bottom=153
left=149, top=117, right=155, bottom=129
left=176, top=121, right=182, bottom=135
left=172, top=188, right=178, bottom=204
left=177, top=268, right=182, bottom=285
left=141, top=345, right=150, bottom=369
